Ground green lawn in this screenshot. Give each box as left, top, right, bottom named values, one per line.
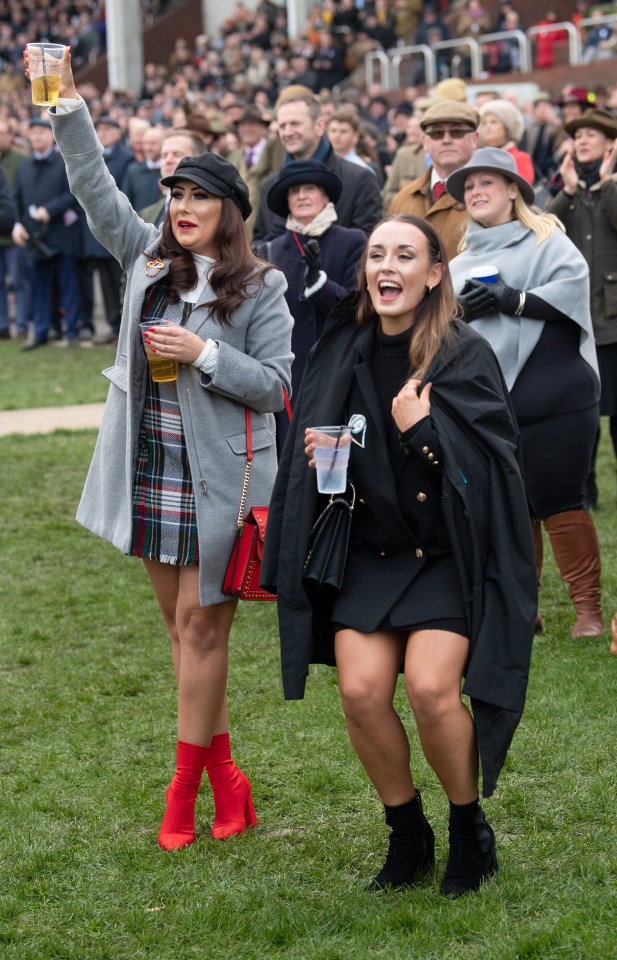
left=0, top=340, right=116, bottom=410
left=0, top=428, right=616, bottom=960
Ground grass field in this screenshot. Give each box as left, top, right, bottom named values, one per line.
left=1, top=354, right=616, bottom=959
left=0, top=340, right=116, bottom=410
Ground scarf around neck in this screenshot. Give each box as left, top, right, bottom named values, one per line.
left=575, top=157, right=603, bottom=190
left=285, top=202, right=338, bottom=237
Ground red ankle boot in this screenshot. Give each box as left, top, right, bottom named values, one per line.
left=158, top=740, right=210, bottom=851
left=204, top=733, right=258, bottom=839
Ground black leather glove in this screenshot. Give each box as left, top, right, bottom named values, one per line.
left=302, top=238, right=322, bottom=288
left=457, top=278, right=499, bottom=321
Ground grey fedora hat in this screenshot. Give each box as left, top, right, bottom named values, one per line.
left=446, top=146, right=535, bottom=206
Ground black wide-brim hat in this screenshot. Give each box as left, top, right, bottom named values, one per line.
left=266, top=160, right=343, bottom=218
left=446, top=146, right=535, bottom=206
left=160, top=152, right=252, bottom=220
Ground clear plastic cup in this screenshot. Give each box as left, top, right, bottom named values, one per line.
left=139, top=318, right=181, bottom=382
left=312, top=426, right=352, bottom=494
left=27, top=43, right=67, bottom=107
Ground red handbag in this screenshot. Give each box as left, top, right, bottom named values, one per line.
left=222, top=394, right=291, bottom=601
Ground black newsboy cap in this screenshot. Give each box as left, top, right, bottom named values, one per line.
left=160, top=152, right=252, bottom=220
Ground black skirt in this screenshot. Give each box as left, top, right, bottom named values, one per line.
left=331, top=543, right=468, bottom=636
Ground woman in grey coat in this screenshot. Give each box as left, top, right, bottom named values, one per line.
left=33, top=50, right=293, bottom=851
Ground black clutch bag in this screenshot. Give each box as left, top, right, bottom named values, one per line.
left=303, top=484, right=355, bottom=591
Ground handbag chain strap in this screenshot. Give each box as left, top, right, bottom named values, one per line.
left=235, top=388, right=292, bottom=530
left=235, top=406, right=254, bottom=529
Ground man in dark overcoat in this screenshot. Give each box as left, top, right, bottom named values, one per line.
left=12, top=118, right=81, bottom=349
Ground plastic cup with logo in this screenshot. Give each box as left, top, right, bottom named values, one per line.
left=26, top=43, right=67, bottom=107
left=312, top=426, right=352, bottom=494
left=468, top=264, right=499, bottom=284
left=139, top=319, right=181, bottom=382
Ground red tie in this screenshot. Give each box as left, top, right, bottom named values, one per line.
left=433, top=181, right=446, bottom=201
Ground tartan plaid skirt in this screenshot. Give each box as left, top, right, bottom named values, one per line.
left=130, top=288, right=199, bottom=566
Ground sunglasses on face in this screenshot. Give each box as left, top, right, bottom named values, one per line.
left=424, top=126, right=474, bottom=140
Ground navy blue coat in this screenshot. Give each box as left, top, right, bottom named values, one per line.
left=264, top=224, right=367, bottom=399
left=13, top=151, right=81, bottom=259
left=261, top=224, right=366, bottom=448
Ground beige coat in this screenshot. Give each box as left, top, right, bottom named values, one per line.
left=388, top=166, right=468, bottom=261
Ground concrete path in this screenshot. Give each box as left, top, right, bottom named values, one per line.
left=0, top=402, right=105, bottom=437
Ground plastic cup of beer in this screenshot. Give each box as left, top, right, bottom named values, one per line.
left=139, top=319, right=181, bottom=382
left=27, top=43, right=67, bottom=107
left=312, top=426, right=352, bottom=494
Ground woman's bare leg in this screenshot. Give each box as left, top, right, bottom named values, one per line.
left=405, top=629, right=478, bottom=804
left=143, top=559, right=237, bottom=746
left=335, top=628, right=415, bottom=805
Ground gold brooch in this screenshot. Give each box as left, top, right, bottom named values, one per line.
left=144, top=257, right=166, bottom=277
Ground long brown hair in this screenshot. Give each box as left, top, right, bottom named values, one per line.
left=158, top=198, right=272, bottom=325
left=356, top=215, right=458, bottom=379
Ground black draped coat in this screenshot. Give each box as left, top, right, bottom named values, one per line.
left=261, top=296, right=536, bottom=797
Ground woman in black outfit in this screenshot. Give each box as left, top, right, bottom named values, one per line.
left=262, top=216, right=536, bottom=897
left=448, top=147, right=603, bottom=640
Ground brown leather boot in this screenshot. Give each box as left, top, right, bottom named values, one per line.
left=544, top=510, right=604, bottom=638
left=531, top=518, right=544, bottom=633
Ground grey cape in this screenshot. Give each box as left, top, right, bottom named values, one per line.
left=50, top=101, right=293, bottom=606
left=449, top=219, right=598, bottom=390
left=262, top=298, right=537, bottom=797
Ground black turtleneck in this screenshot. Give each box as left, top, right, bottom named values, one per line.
left=369, top=324, right=413, bottom=433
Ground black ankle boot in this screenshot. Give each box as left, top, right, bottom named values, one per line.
left=368, top=790, right=435, bottom=892
left=440, top=799, right=498, bottom=898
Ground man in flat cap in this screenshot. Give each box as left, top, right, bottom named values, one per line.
left=388, top=100, right=479, bottom=260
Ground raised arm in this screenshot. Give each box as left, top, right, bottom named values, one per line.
left=24, top=48, right=157, bottom=270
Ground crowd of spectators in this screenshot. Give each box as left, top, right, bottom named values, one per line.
left=1, top=1, right=616, bottom=128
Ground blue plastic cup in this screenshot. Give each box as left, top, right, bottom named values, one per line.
left=468, top=264, right=499, bottom=284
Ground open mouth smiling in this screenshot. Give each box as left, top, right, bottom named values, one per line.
left=177, top=219, right=197, bottom=229
left=378, top=280, right=402, bottom=300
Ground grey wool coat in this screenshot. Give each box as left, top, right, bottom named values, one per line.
left=50, top=102, right=293, bottom=605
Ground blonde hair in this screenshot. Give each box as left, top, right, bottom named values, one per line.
left=513, top=195, right=565, bottom=242
left=458, top=190, right=565, bottom=251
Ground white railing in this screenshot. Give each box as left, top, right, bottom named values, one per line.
left=367, top=15, right=617, bottom=90
left=476, top=30, right=531, bottom=73
left=389, top=45, right=437, bottom=88
left=364, top=49, right=390, bottom=90
left=527, top=21, right=581, bottom=66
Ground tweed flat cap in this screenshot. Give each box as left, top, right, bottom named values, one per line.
left=420, top=100, right=480, bottom=131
